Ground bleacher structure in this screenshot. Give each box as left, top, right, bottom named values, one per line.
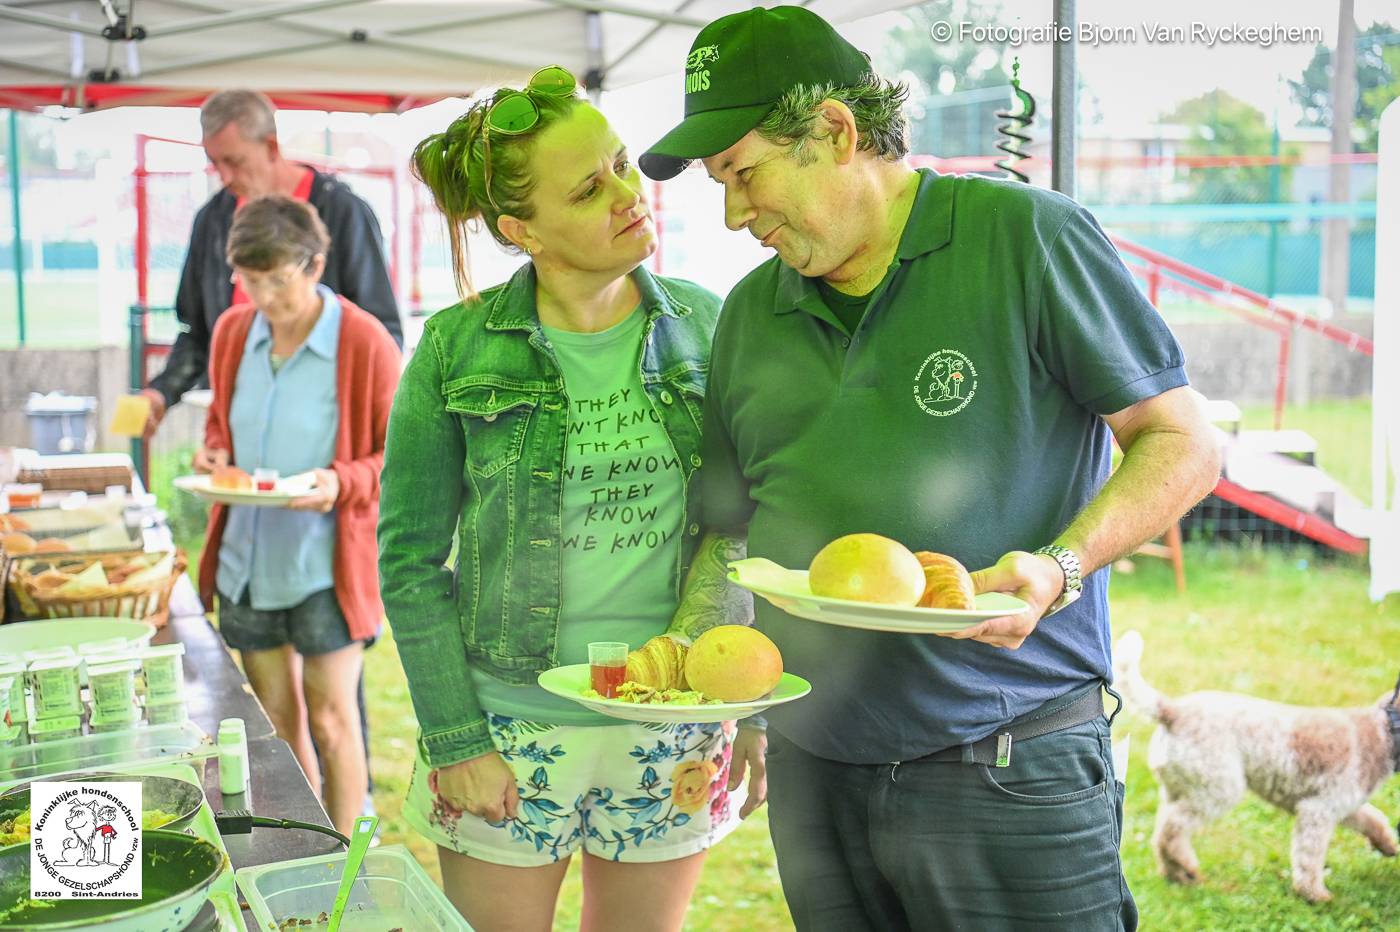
left=1113, top=239, right=1374, bottom=559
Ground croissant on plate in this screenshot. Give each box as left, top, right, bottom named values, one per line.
left=625, top=636, right=689, bottom=690
left=914, top=551, right=976, bottom=610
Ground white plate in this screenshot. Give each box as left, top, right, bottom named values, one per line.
left=0, top=617, right=156, bottom=657
left=173, top=473, right=316, bottom=507
left=727, top=558, right=1029, bottom=634
left=537, top=664, right=811, bottom=724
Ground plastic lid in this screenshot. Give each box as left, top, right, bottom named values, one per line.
left=140, top=643, right=187, bottom=659
left=28, top=657, right=82, bottom=673
left=23, top=647, right=77, bottom=662
left=24, top=392, right=98, bottom=414
left=87, top=659, right=140, bottom=675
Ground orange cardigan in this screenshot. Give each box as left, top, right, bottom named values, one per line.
left=198, top=297, right=401, bottom=641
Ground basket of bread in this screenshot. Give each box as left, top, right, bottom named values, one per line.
left=5, top=547, right=185, bottom=627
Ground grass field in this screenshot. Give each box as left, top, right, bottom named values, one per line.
left=351, top=545, right=1400, bottom=932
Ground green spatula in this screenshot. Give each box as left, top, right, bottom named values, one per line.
left=327, top=815, right=378, bottom=932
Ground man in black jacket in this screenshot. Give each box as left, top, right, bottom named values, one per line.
left=141, top=89, right=402, bottom=431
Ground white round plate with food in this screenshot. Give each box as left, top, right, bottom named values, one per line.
left=727, top=557, right=1029, bottom=634
left=537, top=664, right=811, bottom=724
left=173, top=473, right=316, bottom=507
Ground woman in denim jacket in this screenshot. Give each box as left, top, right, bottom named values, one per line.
left=379, top=68, right=763, bottom=931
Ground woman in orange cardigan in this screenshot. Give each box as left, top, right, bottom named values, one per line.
left=195, top=195, right=401, bottom=835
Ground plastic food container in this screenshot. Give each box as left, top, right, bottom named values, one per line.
left=144, top=697, right=188, bottom=726
left=22, top=646, right=76, bottom=664
left=28, top=713, right=80, bottom=742
left=2, top=483, right=42, bottom=509
left=0, top=661, right=24, bottom=724
left=26, top=657, right=82, bottom=718
left=140, top=643, right=186, bottom=703
left=236, top=845, right=470, bottom=932
left=87, top=659, right=141, bottom=717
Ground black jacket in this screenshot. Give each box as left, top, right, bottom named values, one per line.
left=148, top=167, right=403, bottom=408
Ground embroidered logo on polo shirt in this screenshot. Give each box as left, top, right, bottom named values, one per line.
left=914, top=349, right=978, bottom=417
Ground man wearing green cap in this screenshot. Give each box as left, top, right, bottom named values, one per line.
left=649, top=6, right=1220, bottom=931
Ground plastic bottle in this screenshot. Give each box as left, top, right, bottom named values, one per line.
left=218, top=717, right=249, bottom=795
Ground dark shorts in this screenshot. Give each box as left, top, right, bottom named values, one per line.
left=217, top=587, right=367, bottom=656
left=765, top=697, right=1137, bottom=932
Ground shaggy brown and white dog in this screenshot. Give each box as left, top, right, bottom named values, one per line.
left=1113, top=630, right=1399, bottom=902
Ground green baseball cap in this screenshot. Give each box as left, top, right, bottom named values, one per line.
left=639, top=5, right=871, bottom=181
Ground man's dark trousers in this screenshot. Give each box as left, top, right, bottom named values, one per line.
left=765, top=691, right=1137, bottom=931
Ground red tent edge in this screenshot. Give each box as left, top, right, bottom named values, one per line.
left=0, top=84, right=453, bottom=114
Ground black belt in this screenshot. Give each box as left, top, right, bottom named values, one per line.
left=914, top=686, right=1110, bottom=769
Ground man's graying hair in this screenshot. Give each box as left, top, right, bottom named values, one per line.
left=200, top=89, right=278, bottom=142
left=755, top=72, right=910, bottom=164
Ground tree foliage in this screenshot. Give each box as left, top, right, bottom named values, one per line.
left=877, top=1, right=1013, bottom=158
left=1287, top=21, right=1398, bottom=152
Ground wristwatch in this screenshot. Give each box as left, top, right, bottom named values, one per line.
left=1033, top=545, right=1082, bottom=616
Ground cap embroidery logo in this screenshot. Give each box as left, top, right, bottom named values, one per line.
left=685, top=45, right=718, bottom=94
left=913, top=349, right=978, bottom=417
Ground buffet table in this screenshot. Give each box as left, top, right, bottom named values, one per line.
left=157, top=581, right=343, bottom=929
left=3, top=446, right=344, bottom=930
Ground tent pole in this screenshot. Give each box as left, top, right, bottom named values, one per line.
left=7, top=108, right=25, bottom=346
left=585, top=10, right=604, bottom=106
left=1050, top=0, right=1076, bottom=199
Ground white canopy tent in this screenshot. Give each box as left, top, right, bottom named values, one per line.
left=1371, top=98, right=1400, bottom=603
left=0, top=0, right=920, bottom=111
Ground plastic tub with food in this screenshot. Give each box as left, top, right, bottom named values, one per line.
left=236, top=844, right=469, bottom=931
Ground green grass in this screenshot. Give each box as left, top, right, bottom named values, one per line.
left=1111, top=545, right=1400, bottom=931
left=360, top=545, right=1400, bottom=931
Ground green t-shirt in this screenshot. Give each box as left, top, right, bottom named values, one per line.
left=470, top=307, right=686, bottom=723
left=815, top=278, right=874, bottom=336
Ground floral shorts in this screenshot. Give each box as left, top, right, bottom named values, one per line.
left=402, top=714, right=743, bottom=866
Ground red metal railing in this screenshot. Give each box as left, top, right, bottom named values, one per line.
left=1110, top=236, right=1373, bottom=430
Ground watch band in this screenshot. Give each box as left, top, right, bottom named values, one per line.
left=1033, top=545, right=1082, bottom=615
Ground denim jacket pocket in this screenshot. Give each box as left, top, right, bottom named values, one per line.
left=445, top=385, right=538, bottom=478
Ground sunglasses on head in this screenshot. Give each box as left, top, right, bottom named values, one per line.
left=483, top=65, right=579, bottom=211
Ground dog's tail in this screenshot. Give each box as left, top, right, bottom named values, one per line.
left=1112, top=630, right=1176, bottom=726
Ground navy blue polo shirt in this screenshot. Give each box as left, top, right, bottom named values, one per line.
left=700, top=169, right=1188, bottom=764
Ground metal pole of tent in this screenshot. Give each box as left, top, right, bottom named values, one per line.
left=7, top=109, right=25, bottom=346
left=1050, top=0, right=1077, bottom=199
left=584, top=10, right=605, bottom=107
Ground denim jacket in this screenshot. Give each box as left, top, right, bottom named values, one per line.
left=379, top=263, right=721, bottom=767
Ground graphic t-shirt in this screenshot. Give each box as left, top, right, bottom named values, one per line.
left=471, top=306, right=686, bottom=723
